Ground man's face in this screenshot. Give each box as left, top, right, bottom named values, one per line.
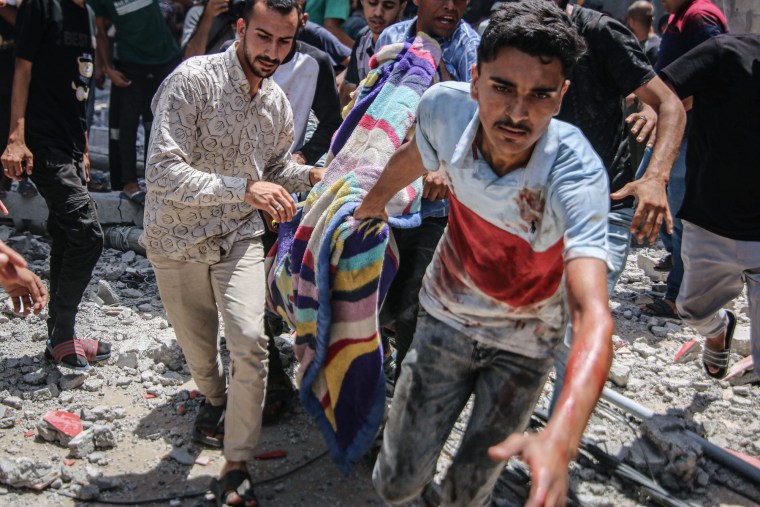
left=363, top=0, right=405, bottom=36
left=660, top=0, right=688, bottom=14
left=471, top=47, right=568, bottom=163
left=414, top=0, right=467, bottom=39
left=236, top=1, right=299, bottom=79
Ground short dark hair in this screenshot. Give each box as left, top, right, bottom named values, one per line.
left=627, top=0, right=654, bottom=27
left=478, top=0, right=586, bottom=77
left=242, top=0, right=299, bottom=22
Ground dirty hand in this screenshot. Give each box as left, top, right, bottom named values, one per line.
left=625, top=103, right=657, bottom=148
left=244, top=180, right=296, bottom=224
left=1, top=140, right=34, bottom=181
left=353, top=200, right=388, bottom=222
left=610, top=175, right=672, bottom=243
left=3, top=267, right=48, bottom=316
left=422, top=171, right=448, bottom=201
left=489, top=432, right=571, bottom=507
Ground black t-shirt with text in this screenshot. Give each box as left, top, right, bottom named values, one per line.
left=557, top=7, right=655, bottom=210
left=15, top=0, right=95, bottom=156
left=662, top=34, right=760, bottom=241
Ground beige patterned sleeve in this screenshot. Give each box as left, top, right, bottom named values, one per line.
left=146, top=72, right=248, bottom=206
left=262, top=94, right=314, bottom=194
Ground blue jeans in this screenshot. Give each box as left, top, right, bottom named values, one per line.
left=549, top=206, right=634, bottom=413
left=665, top=140, right=687, bottom=302
left=373, top=311, right=552, bottom=506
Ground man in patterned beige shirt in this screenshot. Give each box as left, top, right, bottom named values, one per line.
left=142, top=0, right=323, bottom=502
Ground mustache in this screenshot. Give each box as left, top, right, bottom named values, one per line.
left=256, top=56, right=281, bottom=66
left=494, top=117, right=531, bottom=134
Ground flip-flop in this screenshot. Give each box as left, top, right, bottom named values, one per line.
left=120, top=189, right=146, bottom=206
left=703, top=310, right=736, bottom=380
left=210, top=469, right=258, bottom=507
left=45, top=338, right=111, bottom=363
left=643, top=297, right=680, bottom=319
left=192, top=402, right=225, bottom=448
left=45, top=340, right=90, bottom=372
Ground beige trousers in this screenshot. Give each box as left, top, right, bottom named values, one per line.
left=149, top=238, right=268, bottom=462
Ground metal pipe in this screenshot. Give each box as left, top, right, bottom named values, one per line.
left=601, top=387, right=760, bottom=485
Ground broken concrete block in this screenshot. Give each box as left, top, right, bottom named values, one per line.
left=168, top=448, right=195, bottom=466
left=637, top=253, right=668, bottom=283
left=22, top=369, right=47, bottom=386
left=96, top=280, right=120, bottom=306
left=92, top=425, right=115, bottom=449
left=59, top=373, right=88, bottom=391
left=115, top=351, right=138, bottom=369
left=68, top=429, right=96, bottom=458
left=608, top=363, right=631, bottom=388
left=0, top=457, right=60, bottom=491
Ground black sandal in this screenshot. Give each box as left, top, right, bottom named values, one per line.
left=703, top=310, right=736, bottom=380
left=210, top=469, right=258, bottom=507
left=192, top=402, right=225, bottom=448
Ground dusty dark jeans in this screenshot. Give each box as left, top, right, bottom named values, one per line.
left=373, top=311, right=552, bottom=506
left=30, top=147, right=103, bottom=343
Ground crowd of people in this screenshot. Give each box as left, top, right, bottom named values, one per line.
left=0, top=0, right=758, bottom=504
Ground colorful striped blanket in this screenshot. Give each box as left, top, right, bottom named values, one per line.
left=266, top=34, right=441, bottom=474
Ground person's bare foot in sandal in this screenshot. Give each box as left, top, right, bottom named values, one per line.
left=214, top=461, right=258, bottom=506
left=703, top=310, right=736, bottom=379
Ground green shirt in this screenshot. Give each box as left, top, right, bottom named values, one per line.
left=87, top=0, right=179, bottom=65
left=304, top=0, right=349, bottom=26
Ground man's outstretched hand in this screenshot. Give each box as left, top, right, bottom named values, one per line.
left=611, top=175, right=673, bottom=244
left=488, top=431, right=572, bottom=507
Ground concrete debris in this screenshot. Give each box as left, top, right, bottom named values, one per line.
left=96, top=280, right=120, bottom=306
left=92, top=425, right=116, bottom=448
left=59, top=373, right=88, bottom=391
left=71, top=483, right=100, bottom=500
left=168, top=448, right=195, bottom=466
left=638, top=416, right=705, bottom=491
left=637, top=253, right=668, bottom=283
left=0, top=457, right=60, bottom=491
left=68, top=429, right=96, bottom=458
left=607, top=363, right=631, bottom=388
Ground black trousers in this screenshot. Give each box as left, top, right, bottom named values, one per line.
left=380, top=215, right=448, bottom=379
left=29, top=147, right=103, bottom=342
left=109, top=59, right=177, bottom=189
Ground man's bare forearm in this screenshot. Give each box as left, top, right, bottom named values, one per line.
left=544, top=258, right=613, bottom=459
left=7, top=58, right=32, bottom=144
left=634, top=77, right=686, bottom=184
left=184, top=13, right=215, bottom=60
left=95, top=17, right=112, bottom=72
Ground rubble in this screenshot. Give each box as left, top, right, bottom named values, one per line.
left=0, top=229, right=756, bottom=506
left=0, top=457, right=60, bottom=491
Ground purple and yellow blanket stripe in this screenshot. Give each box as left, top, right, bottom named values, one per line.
left=266, top=35, right=442, bottom=474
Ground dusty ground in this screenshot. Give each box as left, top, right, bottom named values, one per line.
left=0, top=225, right=758, bottom=506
